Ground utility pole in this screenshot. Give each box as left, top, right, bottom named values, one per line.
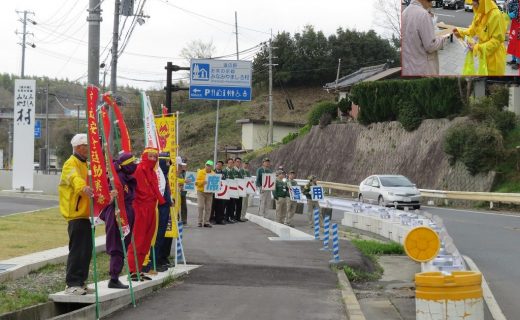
left=45, top=83, right=49, bottom=173
left=87, top=0, right=102, bottom=86
left=335, top=58, right=342, bottom=88
left=110, top=0, right=120, bottom=93
left=164, top=62, right=190, bottom=113
left=15, top=10, right=35, bottom=78
left=266, top=36, right=276, bottom=145
left=234, top=11, right=239, bottom=60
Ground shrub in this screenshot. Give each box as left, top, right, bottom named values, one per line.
left=492, top=111, right=518, bottom=135
left=308, top=101, right=338, bottom=126
left=337, top=97, right=351, bottom=114
left=488, top=84, right=509, bottom=110
left=444, top=122, right=504, bottom=175
left=398, top=101, right=422, bottom=131
left=281, top=132, right=299, bottom=144
left=319, top=113, right=333, bottom=128
left=468, top=96, right=496, bottom=122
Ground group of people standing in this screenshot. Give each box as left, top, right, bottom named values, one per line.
left=195, top=157, right=252, bottom=227
left=402, top=0, right=518, bottom=76
left=59, top=134, right=189, bottom=295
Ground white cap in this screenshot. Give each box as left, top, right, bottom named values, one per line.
left=176, top=156, right=186, bottom=166
left=70, top=134, right=88, bottom=147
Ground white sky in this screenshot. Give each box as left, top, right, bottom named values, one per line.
left=0, top=0, right=382, bottom=90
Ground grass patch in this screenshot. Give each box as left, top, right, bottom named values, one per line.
left=0, top=254, right=110, bottom=314
left=0, top=207, right=105, bottom=260
left=351, top=239, right=404, bottom=256
left=344, top=239, right=404, bottom=283
left=492, top=125, right=520, bottom=193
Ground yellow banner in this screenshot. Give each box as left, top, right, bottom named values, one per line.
left=161, top=115, right=179, bottom=238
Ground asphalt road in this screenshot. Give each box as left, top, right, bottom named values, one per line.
left=0, top=195, right=58, bottom=217
left=424, top=207, right=520, bottom=320
left=432, top=7, right=474, bottom=28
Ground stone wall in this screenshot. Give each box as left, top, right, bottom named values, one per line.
left=252, top=117, right=495, bottom=192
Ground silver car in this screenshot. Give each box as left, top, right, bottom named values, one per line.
left=358, top=175, right=421, bottom=209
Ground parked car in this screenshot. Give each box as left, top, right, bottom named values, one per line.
left=464, top=0, right=473, bottom=11
left=358, top=175, right=421, bottom=209
left=444, top=0, right=464, bottom=9
left=432, top=0, right=444, bottom=8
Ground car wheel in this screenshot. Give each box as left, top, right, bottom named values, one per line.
left=413, top=205, right=421, bottom=210
left=358, top=194, right=364, bottom=203
left=378, top=195, right=385, bottom=207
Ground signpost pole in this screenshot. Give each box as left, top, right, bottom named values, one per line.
left=213, top=100, right=220, bottom=165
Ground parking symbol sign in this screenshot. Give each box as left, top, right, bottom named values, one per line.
left=192, top=63, right=210, bottom=81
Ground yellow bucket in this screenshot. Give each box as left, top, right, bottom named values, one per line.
left=415, top=271, right=482, bottom=301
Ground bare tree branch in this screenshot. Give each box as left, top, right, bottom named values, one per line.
left=373, top=0, right=401, bottom=43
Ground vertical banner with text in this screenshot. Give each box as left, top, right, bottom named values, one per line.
left=12, top=79, right=36, bottom=190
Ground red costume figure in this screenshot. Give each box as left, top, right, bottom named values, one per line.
left=127, top=148, right=166, bottom=280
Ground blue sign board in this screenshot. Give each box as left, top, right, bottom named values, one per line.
left=34, top=120, right=41, bottom=138
left=189, top=59, right=252, bottom=101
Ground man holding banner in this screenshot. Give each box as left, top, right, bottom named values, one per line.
left=59, top=134, right=95, bottom=295
left=195, top=160, right=215, bottom=227
left=285, top=170, right=299, bottom=227
left=256, top=158, right=273, bottom=217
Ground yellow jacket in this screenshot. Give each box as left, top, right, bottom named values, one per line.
left=457, top=0, right=506, bottom=75
left=195, top=168, right=214, bottom=192
left=58, top=154, right=90, bottom=221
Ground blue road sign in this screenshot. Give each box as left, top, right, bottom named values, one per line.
left=189, top=59, right=252, bottom=101
left=34, top=120, right=41, bottom=138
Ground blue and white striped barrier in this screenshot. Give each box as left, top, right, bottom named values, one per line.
left=321, top=215, right=330, bottom=251
left=176, top=221, right=184, bottom=263
left=330, top=223, right=340, bottom=263
left=313, top=208, right=320, bottom=240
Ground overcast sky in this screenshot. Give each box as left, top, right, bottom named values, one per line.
left=1, top=0, right=384, bottom=90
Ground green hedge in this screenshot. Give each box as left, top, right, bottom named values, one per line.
left=308, top=101, right=338, bottom=126
left=350, top=78, right=464, bottom=130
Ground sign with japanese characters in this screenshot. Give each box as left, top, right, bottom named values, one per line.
left=236, top=178, right=247, bottom=197
left=204, top=173, right=222, bottom=193
left=227, top=179, right=239, bottom=198
left=261, top=173, right=276, bottom=191
left=289, top=186, right=303, bottom=201
left=12, top=79, right=36, bottom=190
left=215, top=180, right=230, bottom=200
left=183, top=171, right=196, bottom=191
left=311, top=185, right=325, bottom=201
left=245, top=177, right=257, bottom=194
left=189, top=59, right=252, bottom=101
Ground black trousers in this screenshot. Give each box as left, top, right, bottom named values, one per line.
left=180, top=195, right=188, bottom=224
left=66, top=219, right=93, bottom=287
left=160, top=237, right=173, bottom=264
left=234, top=197, right=243, bottom=220
left=213, top=198, right=226, bottom=223
left=225, top=198, right=236, bottom=220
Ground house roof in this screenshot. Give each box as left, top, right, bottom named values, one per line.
left=324, top=63, right=402, bottom=91
left=235, top=118, right=304, bottom=127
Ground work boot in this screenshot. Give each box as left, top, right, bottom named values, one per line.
left=108, top=279, right=129, bottom=289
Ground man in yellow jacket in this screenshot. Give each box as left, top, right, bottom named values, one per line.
left=58, top=134, right=94, bottom=295
left=454, top=0, right=507, bottom=75
left=195, top=160, right=215, bottom=227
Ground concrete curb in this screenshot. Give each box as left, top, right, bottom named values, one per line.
left=463, top=255, right=506, bottom=320
left=0, top=236, right=106, bottom=282
left=337, top=270, right=366, bottom=320
left=244, top=212, right=314, bottom=241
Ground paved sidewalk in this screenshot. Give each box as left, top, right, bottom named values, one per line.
left=439, top=35, right=518, bottom=76
left=107, top=203, right=350, bottom=320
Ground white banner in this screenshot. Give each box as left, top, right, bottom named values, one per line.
left=0, top=149, right=3, bottom=169
left=261, top=173, right=276, bottom=191
left=215, top=180, right=230, bottom=200
left=227, top=179, right=239, bottom=198
left=12, top=79, right=36, bottom=190
left=236, top=178, right=247, bottom=197
left=141, top=92, right=166, bottom=195
left=245, top=177, right=257, bottom=194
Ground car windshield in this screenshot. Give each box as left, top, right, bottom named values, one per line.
left=379, top=176, right=414, bottom=187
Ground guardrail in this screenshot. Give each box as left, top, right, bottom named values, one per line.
left=315, top=181, right=520, bottom=204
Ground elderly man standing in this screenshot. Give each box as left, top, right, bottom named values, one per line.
left=59, top=134, right=94, bottom=295
left=255, top=158, right=273, bottom=217
left=402, top=0, right=446, bottom=75
left=195, top=160, right=215, bottom=228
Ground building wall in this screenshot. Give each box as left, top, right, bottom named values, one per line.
left=241, top=123, right=300, bottom=150
left=0, top=170, right=60, bottom=195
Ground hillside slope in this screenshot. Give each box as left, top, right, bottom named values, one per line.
left=252, top=118, right=496, bottom=192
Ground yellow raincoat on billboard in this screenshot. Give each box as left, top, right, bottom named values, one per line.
left=456, top=0, right=506, bottom=75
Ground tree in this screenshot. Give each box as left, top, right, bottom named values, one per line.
left=373, top=0, right=401, bottom=48
left=180, top=40, right=216, bottom=62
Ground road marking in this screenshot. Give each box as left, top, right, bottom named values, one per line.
left=455, top=9, right=464, bottom=12
left=0, top=206, right=58, bottom=218
left=423, top=205, right=520, bottom=218
left=463, top=255, right=507, bottom=320
left=435, top=13, right=455, bottom=17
